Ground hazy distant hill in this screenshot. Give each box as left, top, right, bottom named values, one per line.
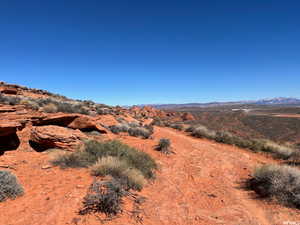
left=146, top=97, right=300, bottom=109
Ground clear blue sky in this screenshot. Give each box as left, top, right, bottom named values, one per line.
left=1, top=0, right=299, bottom=105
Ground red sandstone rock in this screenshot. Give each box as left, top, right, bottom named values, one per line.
left=30, top=125, right=87, bottom=151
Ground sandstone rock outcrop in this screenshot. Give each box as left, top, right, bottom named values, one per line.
left=29, top=125, right=87, bottom=151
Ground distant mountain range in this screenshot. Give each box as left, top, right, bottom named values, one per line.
left=143, top=97, right=300, bottom=109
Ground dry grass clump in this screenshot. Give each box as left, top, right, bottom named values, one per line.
left=0, top=170, right=24, bottom=202
left=246, top=164, right=300, bottom=208
left=91, top=156, right=146, bottom=191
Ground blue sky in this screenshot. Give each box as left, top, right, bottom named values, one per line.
left=0, top=0, right=299, bottom=105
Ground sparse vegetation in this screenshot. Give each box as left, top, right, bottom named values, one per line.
left=0, top=170, right=24, bottom=202
left=0, top=92, right=112, bottom=115
left=109, top=122, right=153, bottom=139
left=54, top=140, right=157, bottom=218
left=246, top=164, right=300, bottom=208
left=156, top=138, right=172, bottom=154
left=51, top=140, right=157, bottom=179
left=91, top=156, right=146, bottom=191
left=185, top=124, right=297, bottom=160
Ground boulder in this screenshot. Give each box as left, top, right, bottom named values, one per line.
left=29, top=125, right=87, bottom=151
left=67, top=115, right=107, bottom=133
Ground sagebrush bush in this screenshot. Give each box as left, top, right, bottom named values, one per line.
left=91, top=156, right=146, bottom=191
left=109, top=123, right=130, bottom=134
left=156, top=138, right=171, bottom=154
left=260, top=140, right=295, bottom=159
left=0, top=170, right=24, bottom=202
left=128, top=127, right=151, bottom=139
left=191, top=125, right=217, bottom=139
left=80, top=179, right=126, bottom=216
left=246, top=164, right=300, bottom=208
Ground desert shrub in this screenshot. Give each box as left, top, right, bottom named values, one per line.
left=84, top=140, right=157, bottom=179
left=51, top=152, right=90, bottom=168
left=20, top=99, right=39, bottom=110
left=169, top=123, right=184, bottom=131
left=128, top=121, right=141, bottom=128
left=186, top=124, right=296, bottom=160
left=185, top=125, right=195, bottom=133
left=80, top=179, right=126, bottom=216
left=156, top=138, right=171, bottom=154
left=246, top=164, right=300, bottom=208
left=128, top=127, right=151, bottom=139
left=42, top=103, right=58, bottom=113
left=0, top=170, right=24, bottom=202
left=260, top=140, right=295, bottom=159
left=91, top=156, right=146, bottom=191
left=191, top=125, right=217, bottom=139
left=151, top=117, right=166, bottom=127
left=96, top=107, right=110, bottom=115
left=109, top=123, right=130, bottom=134
left=51, top=140, right=157, bottom=179
left=0, top=94, right=20, bottom=105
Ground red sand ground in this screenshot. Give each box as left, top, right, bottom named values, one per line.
left=1, top=126, right=300, bottom=225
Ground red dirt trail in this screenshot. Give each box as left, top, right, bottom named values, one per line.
left=0, top=127, right=300, bottom=225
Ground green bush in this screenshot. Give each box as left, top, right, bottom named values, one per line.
left=0, top=170, right=24, bottom=202
left=246, top=164, right=300, bottom=208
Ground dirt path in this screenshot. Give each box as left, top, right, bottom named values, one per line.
left=119, top=127, right=300, bottom=225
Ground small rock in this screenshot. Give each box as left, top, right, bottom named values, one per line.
left=41, top=165, right=52, bottom=169
left=76, top=185, right=84, bottom=189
